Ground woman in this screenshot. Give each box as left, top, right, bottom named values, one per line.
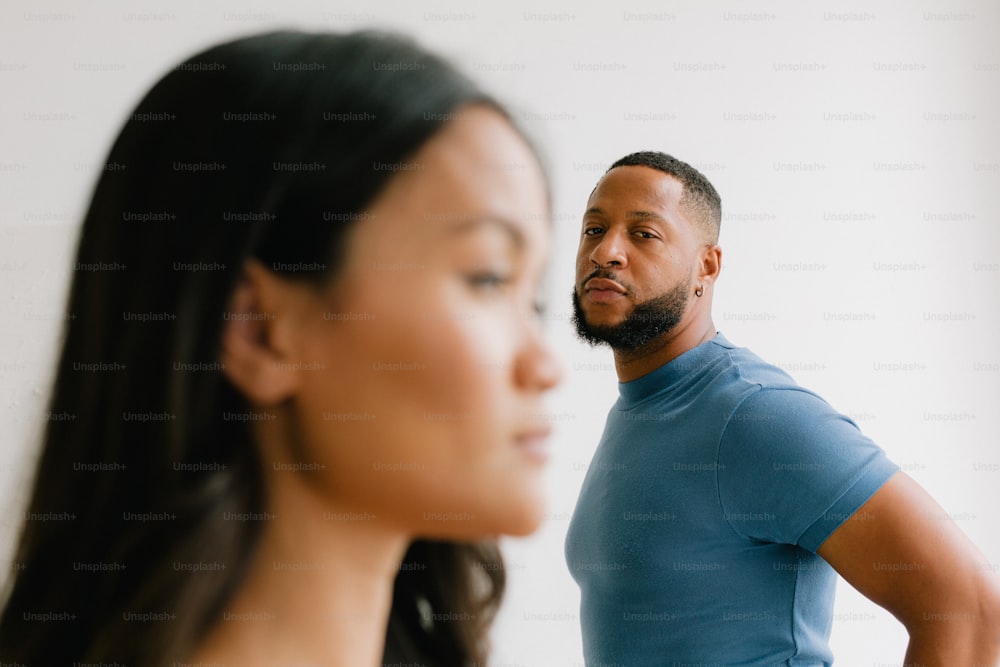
left=0, top=30, right=560, bottom=666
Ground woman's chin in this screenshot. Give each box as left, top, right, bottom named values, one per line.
left=481, top=494, right=550, bottom=539
left=412, top=495, right=548, bottom=542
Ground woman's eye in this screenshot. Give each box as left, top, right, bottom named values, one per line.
left=465, top=271, right=511, bottom=290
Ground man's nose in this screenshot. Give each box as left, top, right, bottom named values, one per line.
left=590, top=229, right=627, bottom=268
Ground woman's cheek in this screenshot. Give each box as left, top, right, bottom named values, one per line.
left=456, top=307, right=523, bottom=447
left=306, top=277, right=512, bottom=460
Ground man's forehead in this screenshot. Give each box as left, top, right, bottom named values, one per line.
left=588, top=166, right=684, bottom=211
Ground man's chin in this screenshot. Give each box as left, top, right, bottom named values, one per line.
left=572, top=289, right=636, bottom=348
left=580, top=311, right=626, bottom=330
left=572, top=315, right=623, bottom=348
left=577, top=295, right=629, bottom=323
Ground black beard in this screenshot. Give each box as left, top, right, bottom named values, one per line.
left=572, top=276, right=691, bottom=352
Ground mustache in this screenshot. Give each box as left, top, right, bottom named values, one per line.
left=581, top=268, right=633, bottom=295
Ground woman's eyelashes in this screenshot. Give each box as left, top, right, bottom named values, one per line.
left=462, top=268, right=545, bottom=315
left=463, top=268, right=513, bottom=292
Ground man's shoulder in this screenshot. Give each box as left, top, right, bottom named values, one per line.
left=688, top=340, right=833, bottom=427
left=705, top=337, right=801, bottom=393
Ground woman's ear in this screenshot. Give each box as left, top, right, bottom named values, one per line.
left=220, top=261, right=304, bottom=406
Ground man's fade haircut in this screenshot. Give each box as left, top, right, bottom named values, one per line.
left=607, top=151, right=722, bottom=244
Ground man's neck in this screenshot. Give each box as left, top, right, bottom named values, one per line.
left=613, top=318, right=717, bottom=383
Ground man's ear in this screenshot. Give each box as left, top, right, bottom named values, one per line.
left=698, top=244, right=723, bottom=286
left=220, top=261, right=303, bottom=406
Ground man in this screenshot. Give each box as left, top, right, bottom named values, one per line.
left=565, top=151, right=1000, bottom=665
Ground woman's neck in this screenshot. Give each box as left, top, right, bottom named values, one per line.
left=191, top=476, right=410, bottom=667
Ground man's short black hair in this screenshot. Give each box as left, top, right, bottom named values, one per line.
left=607, top=151, right=722, bottom=243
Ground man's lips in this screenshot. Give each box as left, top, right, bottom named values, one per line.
left=584, top=278, right=627, bottom=303
left=585, top=278, right=626, bottom=293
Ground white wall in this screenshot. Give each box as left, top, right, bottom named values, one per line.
left=1, top=1, right=998, bottom=664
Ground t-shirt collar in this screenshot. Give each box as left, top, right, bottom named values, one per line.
left=617, top=331, right=732, bottom=404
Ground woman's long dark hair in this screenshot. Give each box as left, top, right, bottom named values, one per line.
left=0, top=30, right=522, bottom=666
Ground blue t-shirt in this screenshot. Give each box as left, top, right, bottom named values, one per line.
left=565, top=333, right=899, bottom=666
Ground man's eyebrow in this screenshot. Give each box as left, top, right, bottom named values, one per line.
left=624, top=210, right=667, bottom=222
left=445, top=216, right=525, bottom=249
left=583, top=207, right=668, bottom=223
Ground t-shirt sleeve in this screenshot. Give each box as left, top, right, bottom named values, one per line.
left=717, top=386, right=899, bottom=552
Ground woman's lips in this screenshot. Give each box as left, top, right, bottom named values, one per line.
left=515, top=428, right=552, bottom=463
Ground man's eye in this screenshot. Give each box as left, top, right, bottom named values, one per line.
left=583, top=227, right=603, bottom=236
left=635, top=231, right=655, bottom=239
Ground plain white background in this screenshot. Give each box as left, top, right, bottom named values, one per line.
left=1, top=1, right=998, bottom=664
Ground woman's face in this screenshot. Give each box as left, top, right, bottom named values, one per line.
left=277, top=106, right=561, bottom=539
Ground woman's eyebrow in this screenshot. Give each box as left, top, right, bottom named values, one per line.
left=445, top=216, right=525, bottom=250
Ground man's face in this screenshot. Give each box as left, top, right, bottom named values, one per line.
left=572, top=165, right=706, bottom=351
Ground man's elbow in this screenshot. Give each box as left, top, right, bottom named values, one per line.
left=976, top=576, right=1000, bottom=659
left=900, top=575, right=1000, bottom=664
left=945, top=575, right=1000, bottom=662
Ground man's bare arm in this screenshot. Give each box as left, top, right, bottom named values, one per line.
left=817, top=471, right=1000, bottom=665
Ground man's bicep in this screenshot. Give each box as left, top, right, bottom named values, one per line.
left=817, top=470, right=996, bottom=629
